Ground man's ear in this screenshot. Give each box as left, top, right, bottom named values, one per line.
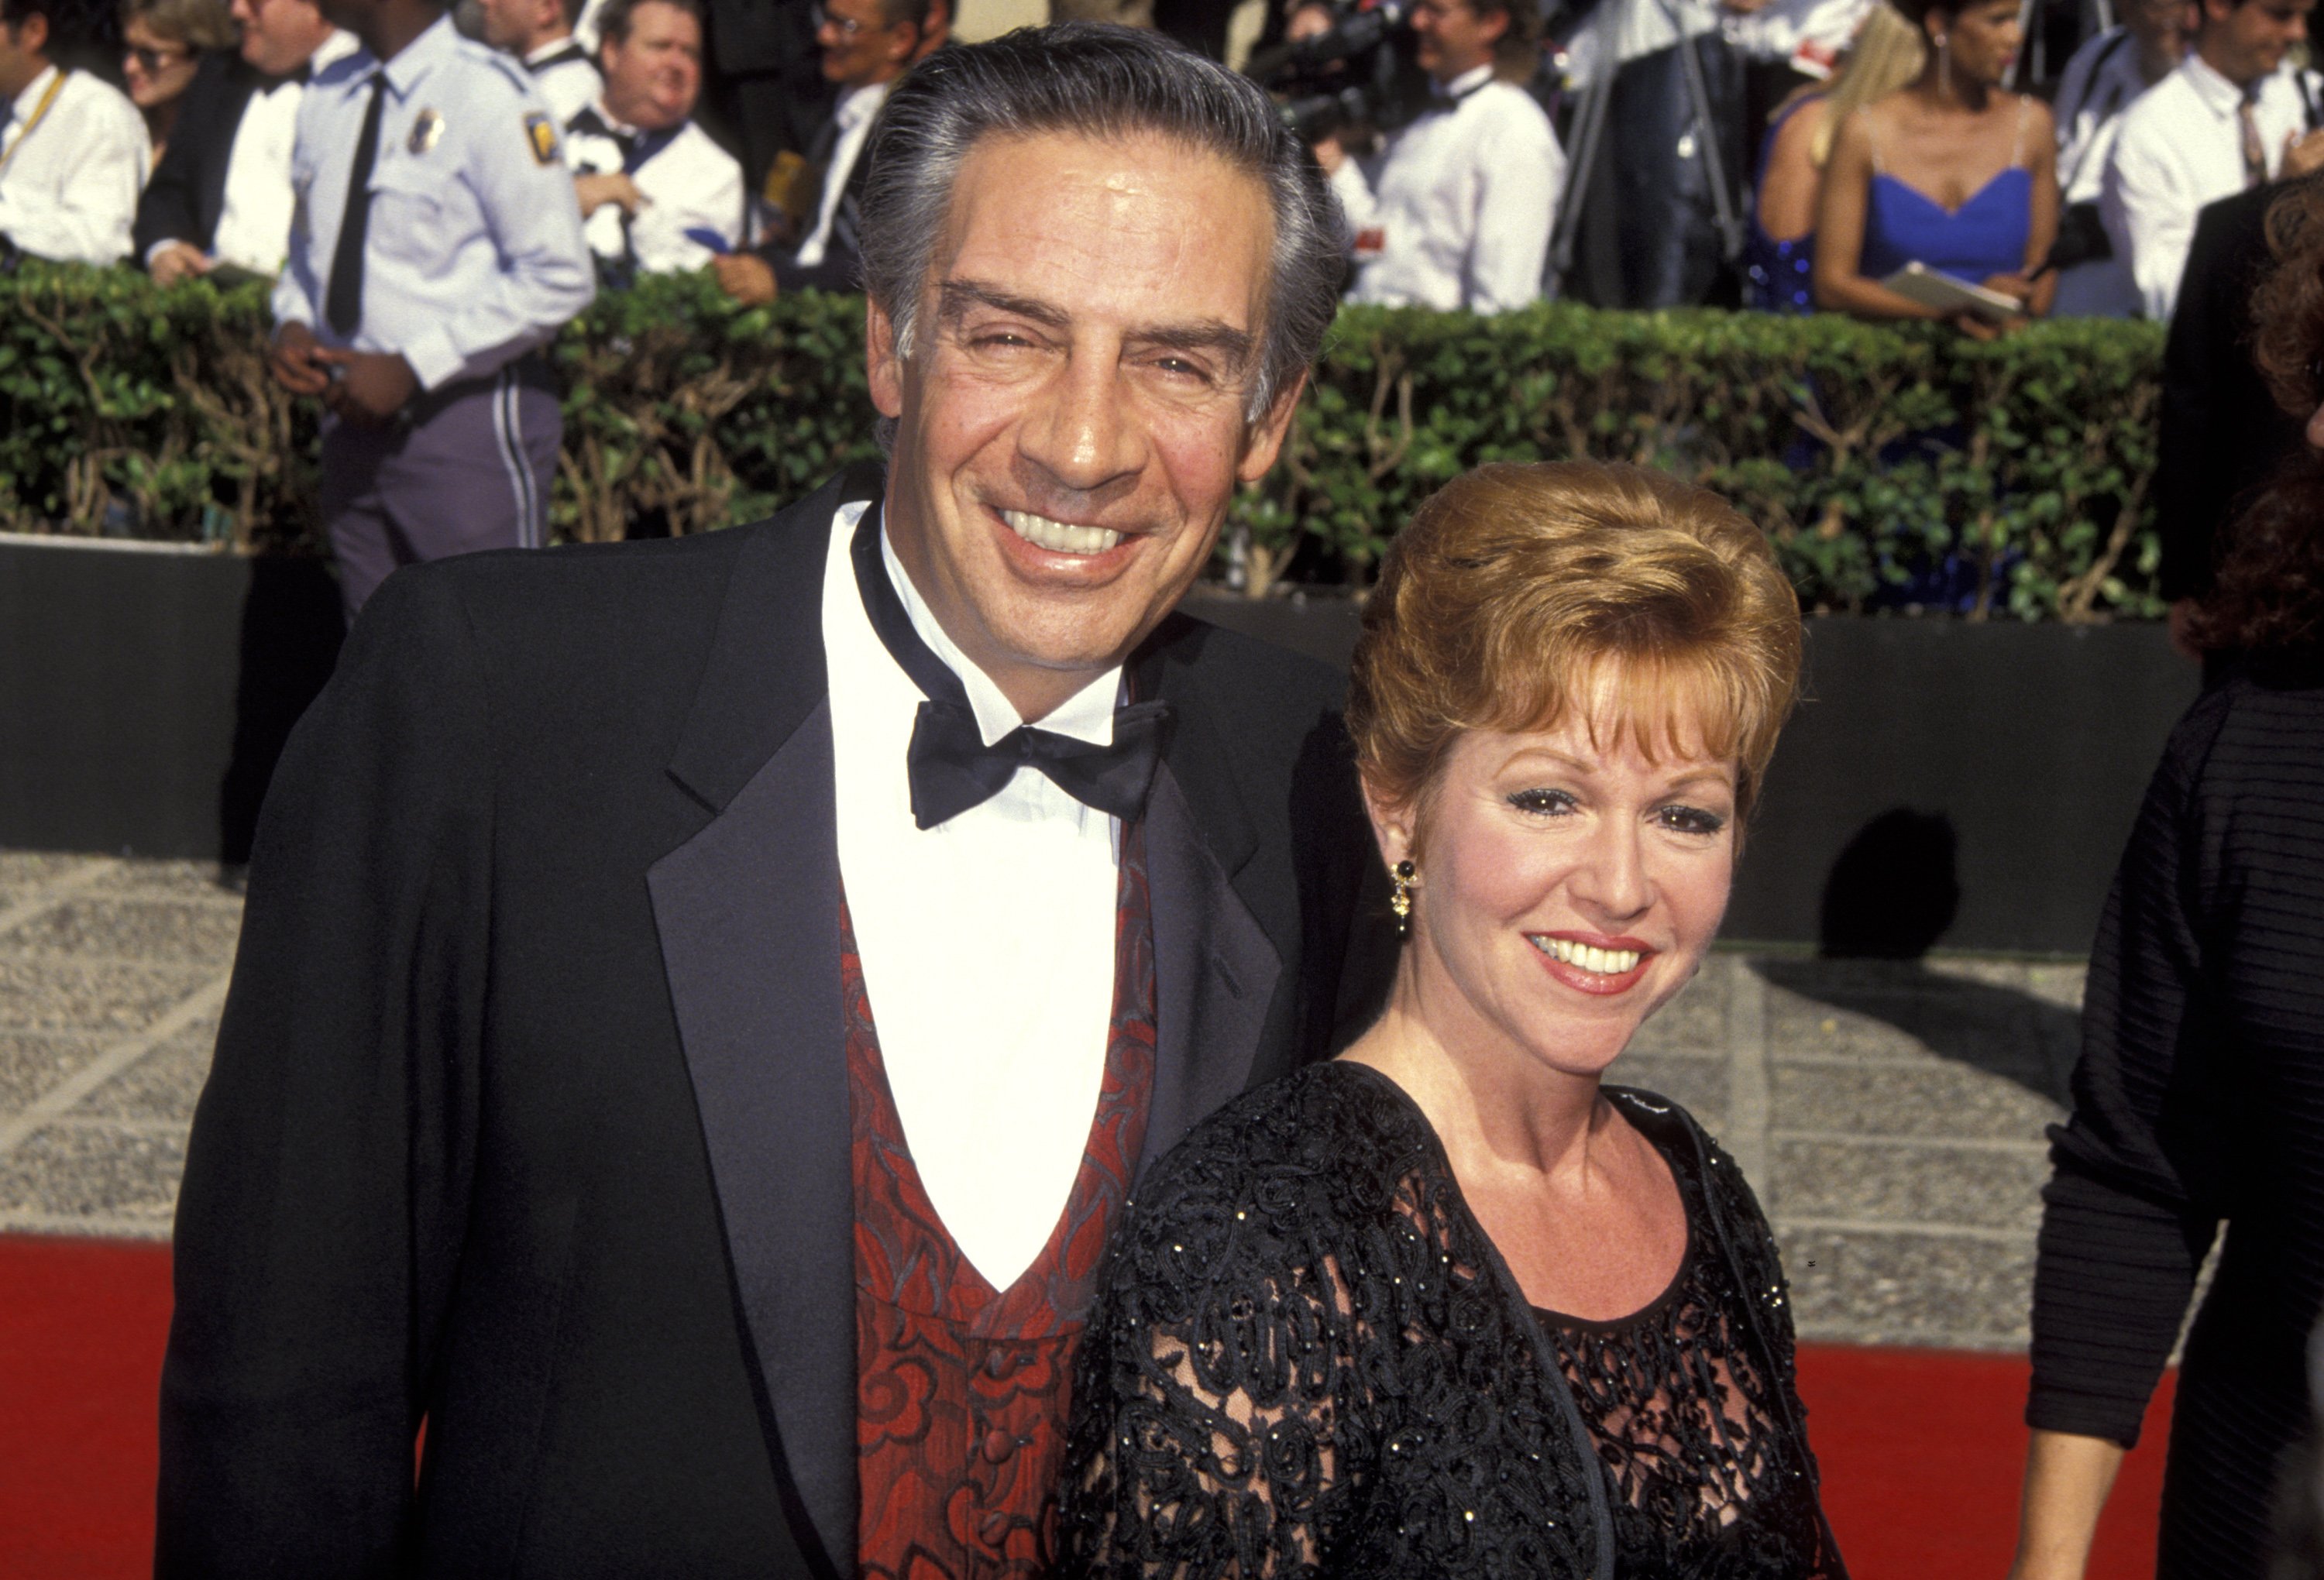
left=865, top=294, right=905, bottom=420
left=1236, top=367, right=1307, bottom=485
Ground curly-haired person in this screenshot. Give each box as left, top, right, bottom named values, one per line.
left=2008, top=175, right=2324, bottom=1580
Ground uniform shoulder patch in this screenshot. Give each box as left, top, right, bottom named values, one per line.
left=525, top=111, right=560, bottom=166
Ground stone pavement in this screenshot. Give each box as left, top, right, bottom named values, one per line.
left=0, top=849, right=2082, bottom=1351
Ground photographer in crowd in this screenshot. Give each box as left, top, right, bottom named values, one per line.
left=565, top=0, right=741, bottom=277
left=1325, top=0, right=1563, bottom=312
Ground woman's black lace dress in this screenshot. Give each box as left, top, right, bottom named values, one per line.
left=1058, top=1062, right=1846, bottom=1579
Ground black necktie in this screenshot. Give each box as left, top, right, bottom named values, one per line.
left=325, top=74, right=385, bottom=336
left=850, top=504, right=1171, bottom=831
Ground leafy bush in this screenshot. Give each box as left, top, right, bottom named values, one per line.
left=0, top=265, right=2167, bottom=620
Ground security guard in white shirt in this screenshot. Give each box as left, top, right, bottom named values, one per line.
left=269, top=0, right=594, bottom=620
left=0, top=0, right=150, bottom=263
left=1331, top=0, right=1564, bottom=313
left=563, top=0, right=741, bottom=277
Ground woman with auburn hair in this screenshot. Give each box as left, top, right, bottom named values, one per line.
left=1059, top=462, right=1846, bottom=1579
left=2008, top=177, right=2324, bottom=1580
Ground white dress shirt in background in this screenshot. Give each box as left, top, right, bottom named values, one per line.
left=205, top=29, right=358, bottom=276
left=2051, top=26, right=2160, bottom=316
left=822, top=500, right=1123, bottom=1294
left=794, top=79, right=886, bottom=270
left=566, top=102, right=743, bottom=272
left=2102, top=52, right=2309, bottom=319
left=524, top=35, right=600, bottom=125
left=1349, top=64, right=1564, bottom=313
left=0, top=66, right=150, bottom=264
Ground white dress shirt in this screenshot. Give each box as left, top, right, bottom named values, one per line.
left=2051, top=26, right=2160, bottom=317
left=566, top=103, right=743, bottom=272
left=272, top=17, right=595, bottom=389
left=2102, top=52, right=2311, bottom=320
left=821, top=500, right=1123, bottom=1294
left=795, top=80, right=886, bottom=269
left=1349, top=65, right=1564, bottom=313
left=524, top=36, right=600, bottom=126
left=0, top=66, right=149, bottom=264
left=202, top=30, right=359, bottom=276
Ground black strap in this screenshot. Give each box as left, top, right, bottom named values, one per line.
left=848, top=503, right=1170, bottom=831
left=324, top=74, right=385, bottom=336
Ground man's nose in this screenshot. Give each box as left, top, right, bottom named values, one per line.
left=1020, top=349, right=1144, bottom=496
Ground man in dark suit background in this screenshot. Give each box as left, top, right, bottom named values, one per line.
left=136, top=0, right=346, bottom=283
left=709, top=0, right=941, bottom=305
left=2155, top=173, right=2321, bottom=657
left=156, top=23, right=1392, bottom=1578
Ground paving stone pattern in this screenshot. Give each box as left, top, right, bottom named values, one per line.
left=0, top=851, right=2080, bottom=1349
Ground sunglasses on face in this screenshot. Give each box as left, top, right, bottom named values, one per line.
left=125, top=43, right=191, bottom=71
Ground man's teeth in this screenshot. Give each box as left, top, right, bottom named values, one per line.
left=1001, top=508, right=1122, bottom=555
left=1532, top=937, right=1643, bottom=975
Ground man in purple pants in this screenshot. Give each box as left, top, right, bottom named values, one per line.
left=267, top=0, right=593, bottom=619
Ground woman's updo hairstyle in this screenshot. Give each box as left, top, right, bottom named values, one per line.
left=1346, top=462, right=1803, bottom=848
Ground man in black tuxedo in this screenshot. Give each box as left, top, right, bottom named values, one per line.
left=135, top=0, right=346, bottom=283
left=156, top=23, right=1392, bottom=1578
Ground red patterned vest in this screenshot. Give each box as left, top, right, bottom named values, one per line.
left=847, top=824, right=1156, bottom=1580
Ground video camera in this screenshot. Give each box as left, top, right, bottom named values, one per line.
left=1244, top=0, right=1428, bottom=145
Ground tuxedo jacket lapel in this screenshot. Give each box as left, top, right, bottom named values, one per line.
left=1143, top=762, right=1282, bottom=1180
left=648, top=469, right=873, bottom=1576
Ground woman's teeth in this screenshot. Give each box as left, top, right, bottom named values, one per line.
left=1532, top=937, right=1643, bottom=975
left=1002, top=508, right=1122, bottom=555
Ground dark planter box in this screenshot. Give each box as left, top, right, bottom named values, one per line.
left=0, top=548, right=2192, bottom=958
left=0, top=534, right=342, bottom=864
left=1188, top=591, right=2199, bottom=957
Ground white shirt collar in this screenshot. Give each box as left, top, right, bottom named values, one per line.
left=877, top=516, right=1121, bottom=749
left=311, top=29, right=361, bottom=73
left=10, top=64, right=60, bottom=122
left=835, top=78, right=891, bottom=131
left=2182, top=50, right=2255, bottom=117
left=525, top=33, right=579, bottom=64
left=1435, top=63, right=1494, bottom=101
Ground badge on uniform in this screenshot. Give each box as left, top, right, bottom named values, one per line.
left=525, top=112, right=559, bottom=167
left=408, top=108, right=444, bottom=156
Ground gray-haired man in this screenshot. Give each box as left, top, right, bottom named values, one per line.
left=158, top=24, right=1394, bottom=1578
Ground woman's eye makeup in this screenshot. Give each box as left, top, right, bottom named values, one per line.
left=1655, top=804, right=1728, bottom=836
left=1505, top=787, right=1576, bottom=816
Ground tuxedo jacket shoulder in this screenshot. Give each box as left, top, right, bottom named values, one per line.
left=135, top=50, right=262, bottom=259
left=157, top=473, right=1393, bottom=1579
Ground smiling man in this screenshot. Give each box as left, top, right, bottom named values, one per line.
left=156, top=23, right=1394, bottom=1579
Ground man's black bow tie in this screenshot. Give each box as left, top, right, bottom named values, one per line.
left=851, top=503, right=1170, bottom=831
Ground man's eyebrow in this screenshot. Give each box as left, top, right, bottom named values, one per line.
left=935, top=278, right=1257, bottom=372
left=936, top=280, right=1071, bottom=330
left=1138, top=320, right=1257, bottom=372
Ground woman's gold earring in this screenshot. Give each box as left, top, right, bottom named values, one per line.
left=1391, top=859, right=1417, bottom=939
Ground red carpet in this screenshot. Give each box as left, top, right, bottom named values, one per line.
left=1801, top=1341, right=2177, bottom=1578
left=0, top=1234, right=2174, bottom=1578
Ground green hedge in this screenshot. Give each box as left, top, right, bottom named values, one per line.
left=0, top=264, right=2167, bottom=620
